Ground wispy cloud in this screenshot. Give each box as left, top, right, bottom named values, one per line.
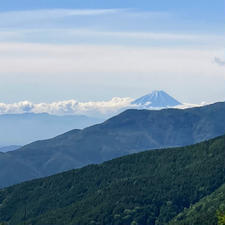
left=0, top=8, right=224, bottom=47
left=0, top=8, right=167, bottom=21
left=0, top=8, right=130, bottom=32
left=52, top=29, right=224, bottom=42
left=0, top=42, right=223, bottom=76
left=0, top=8, right=124, bottom=21
left=1, top=29, right=223, bottom=46
left=214, top=57, right=225, bottom=66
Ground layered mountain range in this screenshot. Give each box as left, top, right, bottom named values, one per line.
left=0, top=101, right=225, bottom=188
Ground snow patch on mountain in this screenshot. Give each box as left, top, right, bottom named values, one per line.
left=132, top=90, right=181, bottom=108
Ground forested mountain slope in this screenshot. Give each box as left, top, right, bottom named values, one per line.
left=0, top=135, right=224, bottom=225
left=169, top=183, right=225, bottom=225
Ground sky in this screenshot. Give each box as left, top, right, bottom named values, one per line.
left=0, top=0, right=224, bottom=113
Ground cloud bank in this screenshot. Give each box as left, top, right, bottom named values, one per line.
left=0, top=98, right=134, bottom=118
left=0, top=98, right=209, bottom=118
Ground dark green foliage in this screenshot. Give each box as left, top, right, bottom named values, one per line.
left=217, top=207, right=225, bottom=225
left=0, top=135, right=225, bottom=225
left=1, top=102, right=225, bottom=188
left=169, top=184, right=225, bottom=225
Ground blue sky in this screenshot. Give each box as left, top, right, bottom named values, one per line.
left=1, top=0, right=224, bottom=16
left=0, top=0, right=224, bottom=33
left=0, top=0, right=224, bottom=106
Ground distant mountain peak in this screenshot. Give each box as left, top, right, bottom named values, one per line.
left=132, top=90, right=182, bottom=108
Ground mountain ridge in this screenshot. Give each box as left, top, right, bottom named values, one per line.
left=0, top=145, right=21, bottom=153
left=0, top=101, right=225, bottom=188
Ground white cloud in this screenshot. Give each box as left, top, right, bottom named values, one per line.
left=0, top=98, right=212, bottom=118
left=0, top=98, right=134, bottom=117
left=174, top=102, right=208, bottom=109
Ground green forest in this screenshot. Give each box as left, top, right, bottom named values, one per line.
left=0, top=135, right=225, bottom=225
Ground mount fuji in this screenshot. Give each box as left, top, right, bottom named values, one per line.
left=132, top=90, right=182, bottom=108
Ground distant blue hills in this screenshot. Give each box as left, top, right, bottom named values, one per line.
left=0, top=113, right=102, bottom=146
